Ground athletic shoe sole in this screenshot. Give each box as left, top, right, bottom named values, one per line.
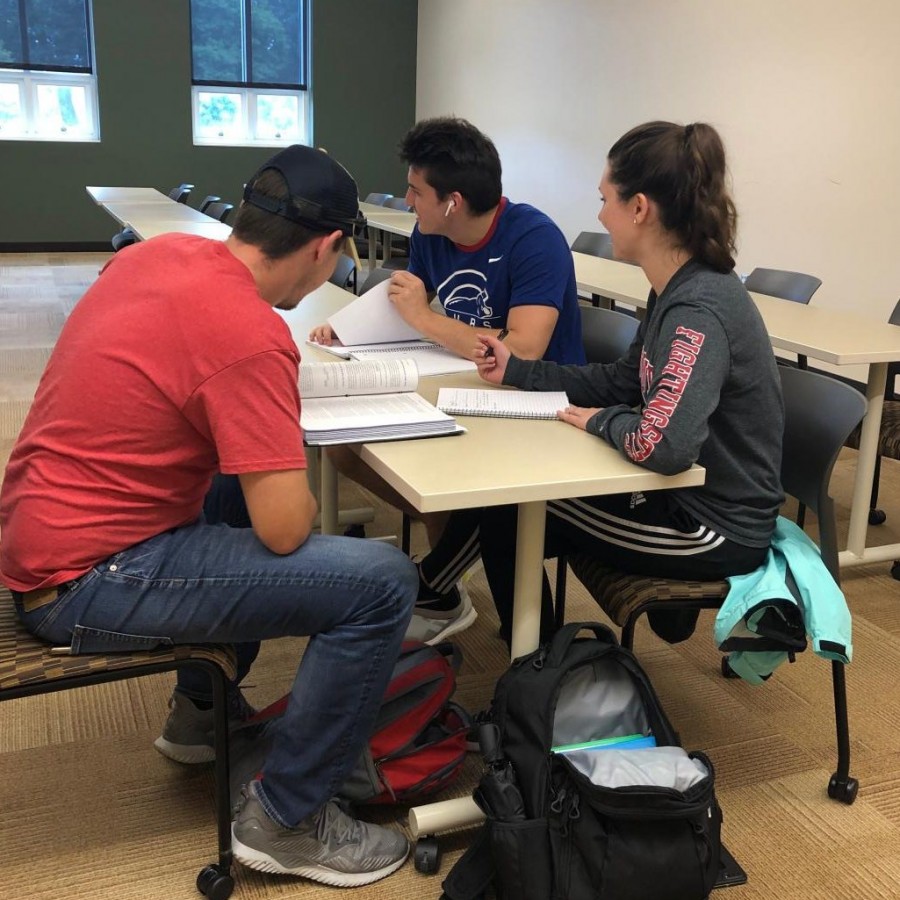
left=422, top=601, right=478, bottom=645
left=232, top=831, right=408, bottom=886
left=153, top=735, right=216, bottom=765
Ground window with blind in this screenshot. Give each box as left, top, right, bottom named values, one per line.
left=0, top=0, right=98, bottom=141
left=190, top=0, right=310, bottom=146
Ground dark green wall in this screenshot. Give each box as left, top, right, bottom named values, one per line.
left=0, top=0, right=417, bottom=247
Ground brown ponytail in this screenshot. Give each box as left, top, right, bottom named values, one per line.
left=607, top=121, right=737, bottom=273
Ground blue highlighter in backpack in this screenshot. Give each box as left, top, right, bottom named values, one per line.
left=551, top=733, right=657, bottom=754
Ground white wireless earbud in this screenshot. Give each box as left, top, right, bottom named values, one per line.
left=444, top=200, right=454, bottom=217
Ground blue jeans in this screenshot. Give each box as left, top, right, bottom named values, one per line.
left=15, top=477, right=418, bottom=826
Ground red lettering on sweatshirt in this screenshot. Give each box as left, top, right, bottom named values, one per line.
left=627, top=326, right=706, bottom=463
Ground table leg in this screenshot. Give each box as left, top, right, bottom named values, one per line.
left=510, top=500, right=547, bottom=660
left=367, top=226, right=377, bottom=271
left=840, top=362, right=887, bottom=566
left=407, top=500, right=547, bottom=837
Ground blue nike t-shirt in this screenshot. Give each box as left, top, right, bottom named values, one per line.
left=408, top=199, right=586, bottom=364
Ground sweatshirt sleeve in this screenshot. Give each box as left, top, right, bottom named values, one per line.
left=503, top=335, right=643, bottom=407
left=590, top=305, right=730, bottom=475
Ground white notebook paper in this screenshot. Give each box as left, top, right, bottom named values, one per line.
left=436, top=388, right=569, bottom=420
left=309, top=279, right=476, bottom=376
left=326, top=279, right=422, bottom=345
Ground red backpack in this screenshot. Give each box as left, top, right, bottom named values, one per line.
left=230, top=641, right=470, bottom=805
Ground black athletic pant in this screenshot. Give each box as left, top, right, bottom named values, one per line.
left=419, top=490, right=767, bottom=646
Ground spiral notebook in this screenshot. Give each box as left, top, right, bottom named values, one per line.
left=436, top=387, right=569, bottom=419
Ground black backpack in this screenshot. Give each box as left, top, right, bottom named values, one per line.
left=443, top=622, right=722, bottom=900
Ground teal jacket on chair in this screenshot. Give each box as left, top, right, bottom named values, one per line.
left=714, top=517, right=852, bottom=685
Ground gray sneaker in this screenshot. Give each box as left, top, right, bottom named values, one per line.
left=405, top=581, right=477, bottom=645
left=232, top=781, right=409, bottom=886
left=153, top=689, right=256, bottom=765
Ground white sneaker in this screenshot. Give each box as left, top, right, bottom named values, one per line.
left=404, top=580, right=477, bottom=645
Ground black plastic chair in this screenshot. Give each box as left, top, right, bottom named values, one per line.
left=568, top=365, right=866, bottom=805
left=579, top=304, right=640, bottom=367
left=329, top=254, right=358, bottom=294
left=744, top=268, right=822, bottom=370
left=198, top=195, right=222, bottom=213
left=845, top=299, right=900, bottom=552
left=0, top=590, right=237, bottom=897
left=168, top=183, right=194, bottom=204
left=571, top=230, right=614, bottom=258
left=360, top=267, right=394, bottom=294
left=203, top=201, right=234, bottom=224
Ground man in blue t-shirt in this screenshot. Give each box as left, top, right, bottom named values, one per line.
left=388, top=117, right=584, bottom=366
left=314, top=117, right=584, bottom=644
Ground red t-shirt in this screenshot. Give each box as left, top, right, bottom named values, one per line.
left=0, top=234, right=307, bottom=591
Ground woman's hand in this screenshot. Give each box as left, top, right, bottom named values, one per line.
left=557, top=405, right=602, bottom=431
left=475, top=334, right=511, bottom=384
left=308, top=323, right=337, bottom=345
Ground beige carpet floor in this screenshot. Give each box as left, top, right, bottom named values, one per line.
left=1, top=254, right=900, bottom=899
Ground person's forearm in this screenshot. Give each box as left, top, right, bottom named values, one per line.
left=411, top=309, right=504, bottom=360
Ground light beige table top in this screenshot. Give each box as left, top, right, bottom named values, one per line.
left=358, top=201, right=413, bottom=217
left=129, top=220, right=232, bottom=242
left=361, top=206, right=416, bottom=238
left=86, top=186, right=168, bottom=204
left=279, top=281, right=704, bottom=512
left=359, top=371, right=704, bottom=513
left=573, top=253, right=649, bottom=307
left=572, top=252, right=900, bottom=366
left=102, top=200, right=213, bottom=229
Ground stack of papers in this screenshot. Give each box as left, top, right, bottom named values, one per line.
left=300, top=358, right=462, bottom=445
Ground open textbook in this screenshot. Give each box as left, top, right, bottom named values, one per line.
left=309, top=278, right=476, bottom=376
left=436, top=387, right=570, bottom=420
left=299, top=358, right=462, bottom=445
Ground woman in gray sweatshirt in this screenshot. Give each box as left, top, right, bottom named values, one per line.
left=468, top=120, right=785, bottom=643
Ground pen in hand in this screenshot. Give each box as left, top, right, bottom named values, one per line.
left=484, top=328, right=509, bottom=359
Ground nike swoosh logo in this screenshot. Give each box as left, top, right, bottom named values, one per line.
left=488, top=256, right=503, bottom=263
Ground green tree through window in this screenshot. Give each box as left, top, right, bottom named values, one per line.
left=0, top=0, right=92, bottom=72
left=190, top=0, right=307, bottom=89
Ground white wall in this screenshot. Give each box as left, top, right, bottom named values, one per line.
left=416, top=0, right=900, bottom=378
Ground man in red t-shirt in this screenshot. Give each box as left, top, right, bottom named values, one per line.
left=0, top=146, right=417, bottom=887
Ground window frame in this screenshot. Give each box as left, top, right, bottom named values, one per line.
left=189, top=0, right=311, bottom=148
left=0, top=0, right=99, bottom=142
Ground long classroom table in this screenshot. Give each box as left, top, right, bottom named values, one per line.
left=358, top=201, right=415, bottom=269
left=278, top=282, right=705, bottom=836
left=573, top=251, right=900, bottom=571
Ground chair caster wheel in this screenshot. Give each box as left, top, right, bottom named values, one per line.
left=827, top=774, right=859, bottom=805
left=197, top=864, right=234, bottom=899
left=721, top=657, right=740, bottom=679
left=891, top=561, right=900, bottom=581
left=344, top=524, right=366, bottom=538
left=868, top=509, right=887, bottom=526
left=414, top=835, right=442, bottom=874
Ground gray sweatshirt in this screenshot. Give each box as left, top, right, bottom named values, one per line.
left=504, top=260, right=784, bottom=547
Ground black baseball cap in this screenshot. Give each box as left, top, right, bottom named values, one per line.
left=242, top=145, right=365, bottom=237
